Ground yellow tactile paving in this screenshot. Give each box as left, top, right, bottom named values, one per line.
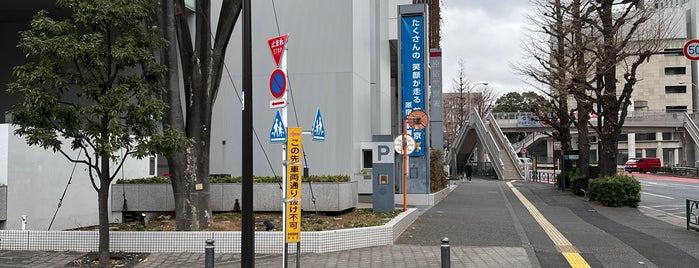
left=507, top=181, right=591, bottom=268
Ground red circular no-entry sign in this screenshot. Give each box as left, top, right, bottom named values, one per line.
left=269, top=68, right=287, bottom=99
left=684, top=39, right=699, bottom=61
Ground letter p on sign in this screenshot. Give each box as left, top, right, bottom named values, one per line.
left=374, top=143, right=394, bottom=164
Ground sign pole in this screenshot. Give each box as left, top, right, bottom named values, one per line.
left=402, top=118, right=408, bottom=212
left=281, top=45, right=289, bottom=268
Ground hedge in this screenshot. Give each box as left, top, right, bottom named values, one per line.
left=117, top=175, right=351, bottom=184
left=587, top=174, right=640, bottom=207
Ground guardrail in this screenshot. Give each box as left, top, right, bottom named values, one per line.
left=471, top=110, right=504, bottom=180
left=687, top=199, right=699, bottom=231
left=648, top=166, right=699, bottom=177
left=531, top=171, right=556, bottom=184
left=487, top=113, right=523, bottom=178
left=684, top=112, right=699, bottom=147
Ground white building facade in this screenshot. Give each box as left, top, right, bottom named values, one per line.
left=0, top=0, right=426, bottom=230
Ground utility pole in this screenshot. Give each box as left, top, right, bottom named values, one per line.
left=241, top=0, right=254, bottom=267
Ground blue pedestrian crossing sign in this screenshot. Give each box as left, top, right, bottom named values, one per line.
left=270, top=110, right=286, bottom=143
left=312, top=108, right=325, bottom=141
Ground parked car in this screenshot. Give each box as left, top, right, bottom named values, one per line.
left=624, top=158, right=661, bottom=173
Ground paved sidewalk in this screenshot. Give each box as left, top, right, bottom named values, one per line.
left=3, top=177, right=699, bottom=267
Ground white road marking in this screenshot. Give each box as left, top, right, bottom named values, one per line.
left=641, top=192, right=674, bottom=199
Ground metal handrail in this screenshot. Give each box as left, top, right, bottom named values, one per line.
left=487, top=113, right=524, bottom=179
left=471, top=109, right=504, bottom=180
left=512, top=132, right=549, bottom=151
left=687, top=199, right=699, bottom=231
left=683, top=112, right=699, bottom=147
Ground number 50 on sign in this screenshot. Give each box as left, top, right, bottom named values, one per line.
left=684, top=39, right=699, bottom=61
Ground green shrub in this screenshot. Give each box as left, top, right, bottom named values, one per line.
left=554, top=173, right=570, bottom=189
left=117, top=175, right=351, bottom=184
left=568, top=169, right=588, bottom=196
left=588, top=174, right=640, bottom=207
left=430, top=149, right=448, bottom=193
left=570, top=175, right=588, bottom=196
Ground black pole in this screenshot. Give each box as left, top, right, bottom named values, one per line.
left=441, top=237, right=450, bottom=268
left=241, top=0, right=254, bottom=267
left=205, top=239, right=215, bottom=268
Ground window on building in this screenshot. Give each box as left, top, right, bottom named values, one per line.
left=618, top=134, right=628, bottom=141
left=590, top=150, right=597, bottom=162
left=663, top=148, right=675, bottom=166
left=662, top=48, right=683, bottom=56
left=666, top=106, right=687, bottom=112
left=362, top=149, right=372, bottom=170
left=618, top=152, right=629, bottom=165
left=662, top=132, right=676, bottom=140
left=636, top=133, right=656, bottom=141
left=646, top=149, right=657, bottom=158
left=149, top=156, right=156, bottom=176
left=665, top=85, right=687, bottom=93
left=665, top=67, right=686, bottom=75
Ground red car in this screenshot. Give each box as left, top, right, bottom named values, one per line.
left=624, top=158, right=661, bottom=174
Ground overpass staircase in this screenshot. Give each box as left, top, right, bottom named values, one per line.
left=448, top=109, right=523, bottom=180
left=684, top=112, right=699, bottom=148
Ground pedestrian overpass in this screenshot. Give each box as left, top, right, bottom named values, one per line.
left=447, top=110, right=699, bottom=180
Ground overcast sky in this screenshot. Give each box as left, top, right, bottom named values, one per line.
left=441, top=0, right=535, bottom=97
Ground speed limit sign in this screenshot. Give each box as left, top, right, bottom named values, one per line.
left=684, top=39, right=699, bottom=61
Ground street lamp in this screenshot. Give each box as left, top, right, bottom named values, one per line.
left=468, top=82, right=489, bottom=114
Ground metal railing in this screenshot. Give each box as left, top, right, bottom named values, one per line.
left=512, top=132, right=550, bottom=152
left=686, top=199, right=699, bottom=231
left=683, top=112, right=699, bottom=147
left=471, top=109, right=504, bottom=180
left=531, top=170, right=557, bottom=184
left=486, top=113, right=524, bottom=179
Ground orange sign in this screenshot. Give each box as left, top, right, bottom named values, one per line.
left=286, top=127, right=302, bottom=243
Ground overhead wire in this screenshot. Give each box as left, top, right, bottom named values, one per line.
left=271, top=0, right=318, bottom=214
left=48, top=150, right=81, bottom=230
left=195, top=7, right=282, bottom=189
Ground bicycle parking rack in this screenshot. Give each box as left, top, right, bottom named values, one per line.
left=686, top=199, right=699, bottom=231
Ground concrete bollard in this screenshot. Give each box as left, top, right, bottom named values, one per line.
left=441, top=237, right=450, bottom=268
left=205, top=239, right=215, bottom=268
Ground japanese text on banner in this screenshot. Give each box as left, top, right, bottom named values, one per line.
left=286, top=127, right=302, bottom=243
left=401, top=15, right=425, bottom=156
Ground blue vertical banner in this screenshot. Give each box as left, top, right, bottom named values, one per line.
left=401, top=15, right=425, bottom=156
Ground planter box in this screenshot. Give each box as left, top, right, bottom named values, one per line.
left=112, top=182, right=358, bottom=213
left=394, top=186, right=452, bottom=206
left=0, top=186, right=6, bottom=221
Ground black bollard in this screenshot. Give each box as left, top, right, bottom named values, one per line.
left=441, top=237, right=450, bottom=268
left=205, top=239, right=215, bottom=268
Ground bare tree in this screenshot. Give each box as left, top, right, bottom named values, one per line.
left=515, top=0, right=575, bottom=154
left=472, top=86, right=497, bottom=116
left=158, top=0, right=243, bottom=230
left=586, top=1, right=676, bottom=176
left=443, top=59, right=470, bottom=151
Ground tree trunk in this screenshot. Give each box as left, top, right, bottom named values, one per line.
left=576, top=105, right=591, bottom=178
left=598, top=127, right=619, bottom=176
left=168, top=144, right=212, bottom=230
left=98, top=155, right=111, bottom=267
left=597, top=1, right=619, bottom=177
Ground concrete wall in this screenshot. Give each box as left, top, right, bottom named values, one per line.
left=0, top=1, right=412, bottom=211
left=112, top=182, right=358, bottom=213
left=0, top=186, right=6, bottom=221
left=205, top=0, right=407, bottom=194
left=2, top=124, right=152, bottom=230
left=1, top=124, right=7, bottom=186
